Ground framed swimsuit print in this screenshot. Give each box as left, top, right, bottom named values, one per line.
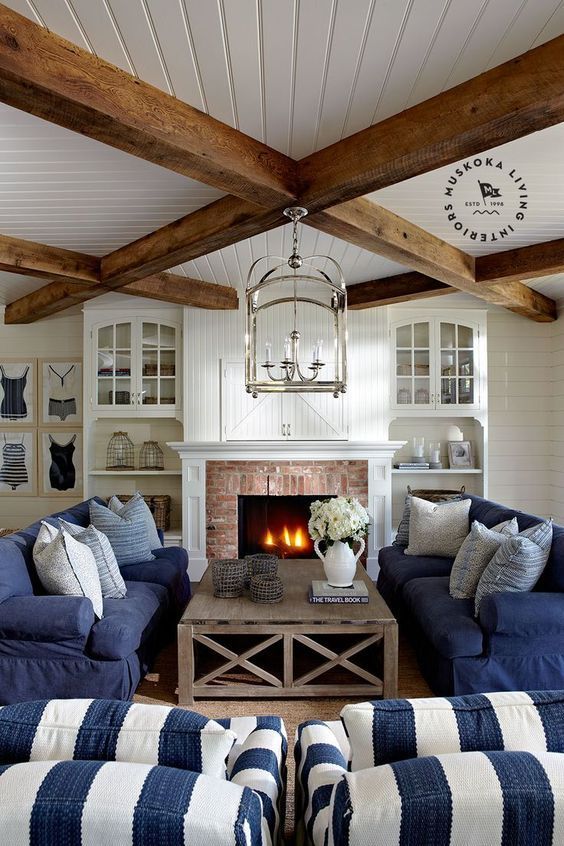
left=0, top=359, right=36, bottom=426
left=0, top=430, right=37, bottom=496
left=40, top=358, right=83, bottom=425
left=40, top=430, right=83, bottom=497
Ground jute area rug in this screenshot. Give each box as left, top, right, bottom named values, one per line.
left=135, top=633, right=431, bottom=844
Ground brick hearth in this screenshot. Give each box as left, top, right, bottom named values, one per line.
left=206, top=460, right=368, bottom=559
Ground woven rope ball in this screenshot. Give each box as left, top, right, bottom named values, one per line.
left=250, top=573, right=284, bottom=604
left=212, top=559, right=247, bottom=598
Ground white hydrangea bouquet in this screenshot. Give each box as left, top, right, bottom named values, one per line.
left=309, top=496, right=370, bottom=587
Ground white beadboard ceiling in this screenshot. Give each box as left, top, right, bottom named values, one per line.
left=0, top=0, right=563, bottom=306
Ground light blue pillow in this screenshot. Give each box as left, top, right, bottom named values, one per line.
left=89, top=499, right=155, bottom=567
left=108, top=492, right=161, bottom=552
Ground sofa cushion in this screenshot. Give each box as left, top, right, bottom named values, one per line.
left=60, top=519, right=127, bottom=600
left=89, top=499, right=155, bottom=566
left=329, top=750, right=564, bottom=846
left=449, top=518, right=519, bottom=599
left=88, top=581, right=166, bottom=660
left=120, top=548, right=189, bottom=612
left=340, top=690, right=564, bottom=772
left=405, top=497, right=471, bottom=558
left=33, top=523, right=103, bottom=619
left=403, top=576, right=483, bottom=659
left=377, top=545, right=454, bottom=604
left=109, top=492, right=162, bottom=552
left=0, top=538, right=34, bottom=601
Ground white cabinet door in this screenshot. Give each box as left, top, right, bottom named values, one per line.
left=284, top=392, right=348, bottom=440
left=222, top=362, right=283, bottom=440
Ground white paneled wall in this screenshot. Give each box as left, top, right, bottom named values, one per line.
left=551, top=307, right=564, bottom=524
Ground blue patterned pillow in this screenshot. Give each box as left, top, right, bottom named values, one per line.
left=89, top=499, right=154, bottom=566
left=108, top=492, right=161, bottom=552
left=59, top=519, right=127, bottom=599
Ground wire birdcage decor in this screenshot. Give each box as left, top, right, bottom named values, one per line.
left=139, top=440, right=164, bottom=471
left=106, top=431, right=134, bottom=470
left=245, top=207, right=347, bottom=398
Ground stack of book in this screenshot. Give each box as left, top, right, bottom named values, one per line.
left=309, top=580, right=369, bottom=604
left=394, top=462, right=430, bottom=470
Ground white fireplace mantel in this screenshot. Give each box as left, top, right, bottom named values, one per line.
left=169, top=440, right=405, bottom=580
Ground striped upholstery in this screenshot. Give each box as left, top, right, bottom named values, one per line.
left=0, top=702, right=285, bottom=846
left=329, top=750, right=564, bottom=846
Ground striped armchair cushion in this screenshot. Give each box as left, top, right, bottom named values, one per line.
left=0, top=699, right=236, bottom=779
left=329, top=750, right=564, bottom=846
left=0, top=760, right=265, bottom=846
left=341, top=690, right=564, bottom=771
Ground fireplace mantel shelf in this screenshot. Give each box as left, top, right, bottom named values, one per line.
left=168, top=441, right=406, bottom=461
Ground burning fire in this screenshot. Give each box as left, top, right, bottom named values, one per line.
left=264, top=525, right=306, bottom=550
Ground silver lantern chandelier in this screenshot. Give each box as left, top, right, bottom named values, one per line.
left=245, top=207, right=347, bottom=399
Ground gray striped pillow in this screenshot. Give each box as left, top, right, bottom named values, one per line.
left=108, top=492, right=161, bottom=551
left=475, top=520, right=553, bottom=615
left=59, top=519, right=127, bottom=599
left=89, top=499, right=155, bottom=567
left=449, top=518, right=519, bottom=599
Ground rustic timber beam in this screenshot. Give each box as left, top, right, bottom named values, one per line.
left=0, top=4, right=298, bottom=207
left=308, top=200, right=557, bottom=322
left=348, top=272, right=453, bottom=309
left=4, top=272, right=238, bottom=324
left=0, top=233, right=99, bottom=283
left=476, top=238, right=564, bottom=284
left=299, top=35, right=564, bottom=211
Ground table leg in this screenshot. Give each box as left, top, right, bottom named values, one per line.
left=178, top=623, right=195, bottom=706
left=383, top=621, right=398, bottom=699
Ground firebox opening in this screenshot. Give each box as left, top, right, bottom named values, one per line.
left=238, top=494, right=336, bottom=559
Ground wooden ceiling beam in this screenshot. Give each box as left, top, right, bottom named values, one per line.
left=0, top=4, right=298, bottom=207
left=0, top=233, right=99, bottom=283
left=4, top=271, right=238, bottom=324
left=476, top=237, right=564, bottom=284
left=348, top=272, right=453, bottom=309
left=308, top=200, right=557, bottom=322
left=299, top=35, right=564, bottom=211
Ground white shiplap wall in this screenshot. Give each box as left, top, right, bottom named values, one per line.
left=0, top=310, right=83, bottom=527
left=550, top=306, right=564, bottom=524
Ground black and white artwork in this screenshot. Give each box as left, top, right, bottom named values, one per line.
left=448, top=440, right=474, bottom=469
left=0, top=431, right=36, bottom=496
left=0, top=359, right=36, bottom=425
left=40, top=430, right=83, bottom=497
left=40, top=359, right=82, bottom=425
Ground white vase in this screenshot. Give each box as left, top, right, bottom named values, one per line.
left=313, top=538, right=366, bottom=587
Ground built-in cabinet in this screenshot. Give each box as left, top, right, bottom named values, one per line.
left=222, top=361, right=348, bottom=440
left=390, top=311, right=485, bottom=414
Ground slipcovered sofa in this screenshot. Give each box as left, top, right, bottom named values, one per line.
left=378, top=493, right=564, bottom=695
left=0, top=698, right=286, bottom=846
left=296, top=691, right=564, bottom=846
left=0, top=498, right=190, bottom=703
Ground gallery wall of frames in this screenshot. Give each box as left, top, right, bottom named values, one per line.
left=0, top=358, right=83, bottom=497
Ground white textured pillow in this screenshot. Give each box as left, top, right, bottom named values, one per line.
left=449, top=517, right=519, bottom=599
left=33, top=522, right=103, bottom=618
left=405, top=496, right=471, bottom=558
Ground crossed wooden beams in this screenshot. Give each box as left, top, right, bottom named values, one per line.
left=0, top=4, right=562, bottom=322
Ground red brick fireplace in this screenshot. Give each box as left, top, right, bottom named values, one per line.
left=206, top=460, right=368, bottom=560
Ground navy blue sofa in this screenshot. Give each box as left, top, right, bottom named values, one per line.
left=378, top=494, right=564, bottom=696
left=0, top=497, right=190, bottom=703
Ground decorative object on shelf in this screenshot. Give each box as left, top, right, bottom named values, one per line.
left=309, top=496, right=369, bottom=587
left=115, top=493, right=171, bottom=532
left=407, top=486, right=465, bottom=502
left=411, top=436, right=426, bottom=464
left=250, top=573, right=284, bottom=604
left=397, top=387, right=411, bottom=404
left=429, top=441, right=442, bottom=470
left=40, top=430, right=83, bottom=497
left=448, top=440, right=474, bottom=469
left=0, top=359, right=36, bottom=425
left=139, top=440, right=164, bottom=471
left=212, top=559, right=247, bottom=598
left=0, top=430, right=36, bottom=496
left=414, top=387, right=429, bottom=404
left=40, top=358, right=82, bottom=425
left=106, top=431, right=134, bottom=470
left=108, top=390, right=130, bottom=405
left=245, top=206, right=347, bottom=399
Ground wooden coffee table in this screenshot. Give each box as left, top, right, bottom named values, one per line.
left=178, top=559, right=398, bottom=705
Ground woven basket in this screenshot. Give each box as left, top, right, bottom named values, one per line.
left=115, top=493, right=171, bottom=531
left=244, top=553, right=278, bottom=588
left=212, top=559, right=247, bottom=598
left=250, top=573, right=284, bottom=604
left=408, top=485, right=466, bottom=502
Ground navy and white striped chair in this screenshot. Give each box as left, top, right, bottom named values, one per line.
left=0, top=699, right=287, bottom=846
left=296, top=691, right=564, bottom=846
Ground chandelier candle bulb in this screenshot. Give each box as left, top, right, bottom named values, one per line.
left=265, top=341, right=272, bottom=364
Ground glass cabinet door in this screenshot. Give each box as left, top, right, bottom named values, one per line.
left=439, top=322, right=476, bottom=406
left=96, top=322, right=133, bottom=407
left=394, top=321, right=432, bottom=407
left=141, top=322, right=176, bottom=408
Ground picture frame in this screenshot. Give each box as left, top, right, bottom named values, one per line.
left=0, top=359, right=36, bottom=426
left=39, top=430, right=83, bottom=497
left=0, top=430, right=37, bottom=496
left=447, top=440, right=474, bottom=469
left=39, top=358, right=83, bottom=425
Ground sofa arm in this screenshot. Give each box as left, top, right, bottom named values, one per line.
left=296, top=721, right=348, bottom=846
left=479, top=592, right=564, bottom=638
left=0, top=595, right=95, bottom=642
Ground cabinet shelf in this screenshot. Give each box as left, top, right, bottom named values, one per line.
left=392, top=468, right=482, bottom=475
left=89, top=469, right=182, bottom=476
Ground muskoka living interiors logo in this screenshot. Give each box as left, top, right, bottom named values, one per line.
left=443, top=156, right=528, bottom=244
